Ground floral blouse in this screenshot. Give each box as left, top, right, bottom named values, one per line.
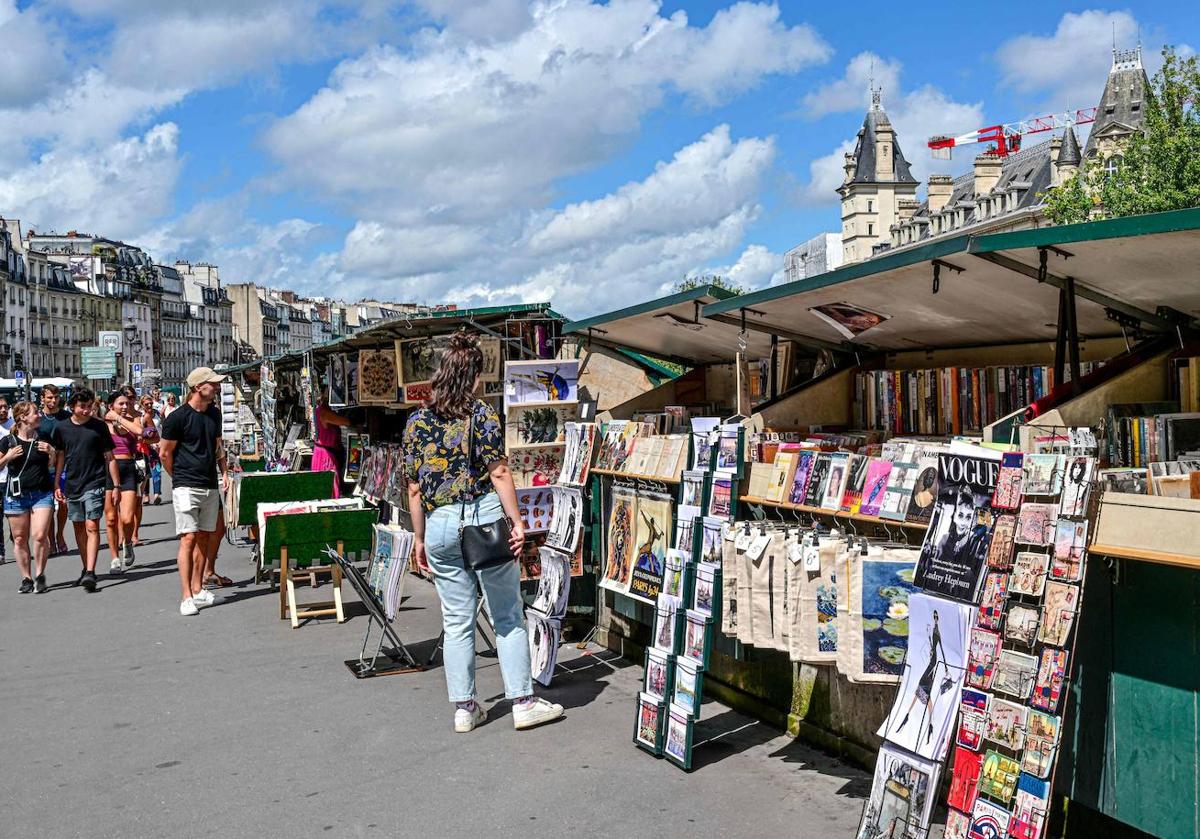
left=403, top=400, right=505, bottom=513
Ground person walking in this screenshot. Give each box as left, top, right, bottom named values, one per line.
left=139, top=395, right=163, bottom=505
left=39, top=385, right=72, bottom=555
left=102, top=391, right=154, bottom=573
left=1, top=401, right=56, bottom=592
left=404, top=331, right=563, bottom=733
left=160, top=367, right=230, bottom=617
left=0, top=396, right=11, bottom=565
left=50, top=389, right=120, bottom=593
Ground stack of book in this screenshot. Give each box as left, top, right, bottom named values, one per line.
left=620, top=435, right=690, bottom=480
left=1105, top=403, right=1200, bottom=467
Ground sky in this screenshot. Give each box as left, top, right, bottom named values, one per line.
left=0, top=2, right=1194, bottom=320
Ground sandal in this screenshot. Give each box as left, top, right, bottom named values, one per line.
left=204, top=574, right=234, bottom=588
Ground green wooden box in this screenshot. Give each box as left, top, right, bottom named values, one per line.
left=237, top=471, right=335, bottom=525
left=261, top=508, right=378, bottom=570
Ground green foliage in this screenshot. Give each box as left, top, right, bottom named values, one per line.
left=1045, top=47, right=1200, bottom=224
left=675, top=273, right=744, bottom=294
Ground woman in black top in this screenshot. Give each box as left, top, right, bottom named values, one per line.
left=1, top=401, right=57, bottom=593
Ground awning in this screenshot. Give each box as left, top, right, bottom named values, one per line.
left=564, top=285, right=781, bottom=365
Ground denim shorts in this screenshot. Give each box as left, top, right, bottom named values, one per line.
left=4, top=488, right=56, bottom=516
left=67, top=487, right=106, bottom=522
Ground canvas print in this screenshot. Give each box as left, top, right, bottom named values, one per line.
left=652, top=597, right=682, bottom=655
left=663, top=706, right=693, bottom=770
left=1022, top=454, right=1063, bottom=497
left=672, top=655, right=703, bottom=717
left=857, top=556, right=918, bottom=680
left=1059, top=456, right=1094, bottom=517
left=1009, top=551, right=1050, bottom=597
left=1022, top=712, right=1060, bottom=779
left=506, top=405, right=574, bottom=448
left=984, top=513, right=1015, bottom=570
left=478, top=336, right=502, bottom=383
left=957, top=688, right=990, bottom=750
left=913, top=453, right=1000, bottom=602
left=531, top=547, right=571, bottom=619
left=683, top=610, right=712, bottom=666
left=877, top=593, right=972, bottom=761
left=643, top=648, right=673, bottom=703
left=860, top=458, right=893, bottom=517
left=516, top=487, right=552, bottom=534
left=527, top=609, right=561, bottom=687
left=601, top=486, right=637, bottom=594
left=504, top=359, right=579, bottom=411
left=628, top=491, right=672, bottom=604
left=1009, top=774, right=1050, bottom=839
left=976, top=572, right=1009, bottom=631
left=1050, top=519, right=1087, bottom=582
left=992, top=649, right=1038, bottom=700
left=1037, top=581, right=1079, bottom=648
left=634, top=692, right=664, bottom=755
left=966, top=627, right=1002, bottom=690
left=905, top=456, right=939, bottom=525
left=855, top=743, right=940, bottom=839
left=1005, top=604, right=1041, bottom=647
left=992, top=452, right=1024, bottom=510
left=1015, top=502, right=1057, bottom=546
left=968, top=797, right=1012, bottom=839
left=357, top=348, right=399, bottom=403
left=984, top=697, right=1027, bottom=751
left=947, top=746, right=984, bottom=813
left=1030, top=647, right=1070, bottom=713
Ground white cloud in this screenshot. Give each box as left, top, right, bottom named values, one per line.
left=801, top=51, right=901, bottom=120
left=0, top=1, right=68, bottom=107
left=414, top=0, right=533, bottom=41
left=690, top=243, right=782, bottom=289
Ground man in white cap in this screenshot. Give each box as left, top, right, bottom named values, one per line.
left=160, top=367, right=229, bottom=616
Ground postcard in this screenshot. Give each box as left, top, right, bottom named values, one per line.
left=1037, top=581, right=1079, bottom=648
left=1015, top=503, right=1057, bottom=546
left=992, top=649, right=1038, bottom=700
left=984, top=697, right=1027, bottom=751
left=1030, top=647, right=1070, bottom=714
left=956, top=688, right=990, bottom=751
left=1004, top=603, right=1041, bottom=647
left=1050, top=519, right=1087, bottom=582
left=966, top=627, right=1002, bottom=690
left=976, top=572, right=1009, bottom=631
left=1009, top=552, right=1049, bottom=597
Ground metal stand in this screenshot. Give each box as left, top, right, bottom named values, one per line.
left=325, top=547, right=422, bottom=677
left=426, top=595, right=497, bottom=666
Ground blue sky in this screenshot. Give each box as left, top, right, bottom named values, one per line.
left=0, top=2, right=1193, bottom=318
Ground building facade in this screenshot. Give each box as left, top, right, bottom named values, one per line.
left=783, top=233, right=844, bottom=284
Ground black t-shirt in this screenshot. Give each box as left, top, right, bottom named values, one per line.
left=38, top=409, right=71, bottom=440
left=161, top=404, right=222, bottom=489
left=0, top=432, right=55, bottom=495
left=50, top=418, right=115, bottom=496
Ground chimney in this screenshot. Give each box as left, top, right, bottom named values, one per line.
left=927, top=175, right=953, bottom=213
left=898, top=197, right=920, bottom=223
left=973, top=152, right=1003, bottom=197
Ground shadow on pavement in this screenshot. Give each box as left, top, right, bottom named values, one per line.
left=768, top=737, right=872, bottom=799
left=689, top=709, right=788, bottom=771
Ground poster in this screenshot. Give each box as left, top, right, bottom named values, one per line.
left=479, top=336, right=502, bottom=383
left=530, top=547, right=571, bottom=619
left=628, top=491, right=672, bottom=604
left=913, top=452, right=1000, bottom=603
left=546, top=486, right=583, bottom=553
left=527, top=609, right=561, bottom=687
left=343, top=433, right=366, bottom=483
left=600, top=486, right=637, bottom=594
left=504, top=358, right=579, bottom=412
left=516, top=486, right=553, bottom=534
left=855, top=743, right=940, bottom=839
left=506, top=405, right=574, bottom=448
left=877, top=592, right=973, bottom=760
left=357, top=348, right=399, bottom=403
left=327, top=353, right=348, bottom=407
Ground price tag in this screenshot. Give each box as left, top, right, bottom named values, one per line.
left=787, top=539, right=803, bottom=564
left=803, top=536, right=821, bottom=572
left=734, top=531, right=754, bottom=551
left=745, top=533, right=771, bottom=562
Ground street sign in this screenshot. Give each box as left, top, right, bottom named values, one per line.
left=14, top=370, right=24, bottom=384
left=81, top=346, right=118, bottom=378
left=132, top=363, right=144, bottom=382
left=98, top=331, right=122, bottom=353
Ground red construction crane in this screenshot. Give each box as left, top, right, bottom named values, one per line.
left=928, top=108, right=1097, bottom=158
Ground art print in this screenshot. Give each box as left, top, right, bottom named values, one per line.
left=715, top=425, right=741, bottom=473
left=652, top=597, right=681, bottom=655
left=530, top=547, right=571, bottom=619
left=1050, top=519, right=1087, bottom=582
left=987, top=514, right=1017, bottom=569
left=509, top=446, right=563, bottom=486
left=707, top=475, right=734, bottom=520
left=978, top=750, right=1021, bottom=803
left=957, top=688, right=990, bottom=750
left=1059, top=456, right=1093, bottom=517
left=1022, top=454, right=1062, bottom=497
left=984, top=697, right=1027, bottom=751
left=976, top=572, right=1009, bottom=631
left=1009, top=774, right=1049, bottom=839
left=343, top=433, right=366, bottom=483
left=1030, top=647, right=1069, bottom=713
left=672, top=655, right=703, bottom=717
left=947, top=745, right=984, bottom=813
left=546, top=486, right=584, bottom=554
left=821, top=452, right=850, bottom=510
left=992, top=452, right=1024, bottom=510
left=692, top=561, right=719, bottom=618
left=855, top=743, right=940, bottom=839
left=992, top=649, right=1038, bottom=700
left=663, top=706, right=693, bottom=770
left=357, top=348, right=399, bottom=403
left=1022, top=712, right=1060, bottom=778
left=527, top=609, right=561, bottom=687
left=504, top=359, right=579, bottom=412
left=600, top=486, right=637, bottom=594
left=905, top=456, right=939, bottom=525
left=683, top=610, right=711, bottom=665
left=877, top=593, right=972, bottom=761
left=1015, top=502, right=1056, bottom=546
left=681, top=470, right=707, bottom=508
left=643, top=649, right=673, bottom=702
left=1037, top=581, right=1079, bottom=648
left=1004, top=604, right=1041, bottom=647
left=516, top=487, right=552, bottom=533
left=966, top=627, right=1001, bottom=690
left=396, top=336, right=451, bottom=386
left=628, top=491, right=672, bottom=604
left=662, top=550, right=687, bottom=601
left=506, top=405, right=574, bottom=448
left=804, top=453, right=833, bottom=508
left=944, top=809, right=971, bottom=839
left=860, top=458, right=892, bottom=517
left=478, top=337, right=502, bottom=383
left=326, top=353, right=348, bottom=407
left=968, top=797, right=1012, bottom=839
left=634, top=692, right=664, bottom=755
left=1009, top=552, right=1049, bottom=597
left=856, top=555, right=918, bottom=680
left=913, top=453, right=999, bottom=602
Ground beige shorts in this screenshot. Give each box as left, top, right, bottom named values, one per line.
left=173, top=487, right=220, bottom=534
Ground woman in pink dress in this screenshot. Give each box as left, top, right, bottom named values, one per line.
left=312, top=395, right=352, bottom=498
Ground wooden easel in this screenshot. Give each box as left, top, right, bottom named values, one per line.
left=280, top=539, right=346, bottom=628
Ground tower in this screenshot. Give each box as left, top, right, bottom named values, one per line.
left=1082, top=44, right=1149, bottom=164
left=838, top=87, right=918, bottom=264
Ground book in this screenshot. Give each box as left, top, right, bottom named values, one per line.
left=766, top=452, right=799, bottom=503
left=840, top=453, right=870, bottom=513
left=859, top=459, right=892, bottom=518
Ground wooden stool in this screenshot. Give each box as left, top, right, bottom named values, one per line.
left=280, top=540, right=346, bottom=628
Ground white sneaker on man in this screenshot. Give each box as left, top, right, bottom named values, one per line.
left=512, top=697, right=564, bottom=730
left=453, top=702, right=487, bottom=733
left=180, top=598, right=199, bottom=616
left=192, top=588, right=218, bottom=608
left=110, top=558, right=124, bottom=574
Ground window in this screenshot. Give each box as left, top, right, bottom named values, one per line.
left=867, top=223, right=874, bottom=236
left=1104, top=155, right=1123, bottom=179
left=867, top=200, right=874, bottom=213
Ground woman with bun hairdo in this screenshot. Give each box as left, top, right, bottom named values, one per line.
left=404, top=330, right=564, bottom=733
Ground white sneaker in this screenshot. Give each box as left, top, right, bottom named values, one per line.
left=512, top=697, right=564, bottom=730
left=192, top=588, right=218, bottom=608
left=453, top=702, right=487, bottom=733
left=180, top=598, right=199, bottom=616
left=109, top=558, right=124, bottom=574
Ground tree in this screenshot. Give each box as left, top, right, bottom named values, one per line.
left=675, top=273, right=744, bottom=294
left=1045, top=47, right=1200, bottom=224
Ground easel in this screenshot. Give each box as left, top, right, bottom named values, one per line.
left=280, top=540, right=345, bottom=628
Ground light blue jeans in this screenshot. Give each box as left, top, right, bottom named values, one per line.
left=425, top=492, right=532, bottom=703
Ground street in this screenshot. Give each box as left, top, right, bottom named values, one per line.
left=0, top=483, right=873, bottom=839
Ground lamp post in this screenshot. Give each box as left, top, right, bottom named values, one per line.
left=122, top=322, right=143, bottom=389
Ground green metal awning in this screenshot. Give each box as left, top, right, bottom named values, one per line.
left=563, top=285, right=779, bottom=365
left=310, top=302, right=560, bottom=355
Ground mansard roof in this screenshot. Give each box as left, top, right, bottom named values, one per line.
left=1083, top=51, right=1149, bottom=158
left=844, top=107, right=918, bottom=188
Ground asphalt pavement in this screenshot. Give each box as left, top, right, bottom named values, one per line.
left=0, top=480, right=873, bottom=839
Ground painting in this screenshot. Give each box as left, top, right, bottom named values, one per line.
left=854, top=554, right=918, bottom=682
left=1037, top=581, right=1079, bottom=648
left=707, top=474, right=734, bottom=520
left=855, top=743, right=940, bottom=839
left=682, top=609, right=712, bottom=666
left=652, top=596, right=681, bottom=655
left=663, top=705, right=693, bottom=770
left=504, top=358, right=579, bottom=412
left=643, top=648, right=673, bottom=703
left=506, top=405, right=575, bottom=448
left=672, top=654, right=703, bottom=718
left=509, top=447, right=563, bottom=487
left=692, top=561, right=720, bottom=619
left=662, top=550, right=688, bottom=601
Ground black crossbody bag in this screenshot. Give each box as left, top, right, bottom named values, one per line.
left=457, top=409, right=514, bottom=570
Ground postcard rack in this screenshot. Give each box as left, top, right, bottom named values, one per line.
left=325, top=547, right=422, bottom=678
